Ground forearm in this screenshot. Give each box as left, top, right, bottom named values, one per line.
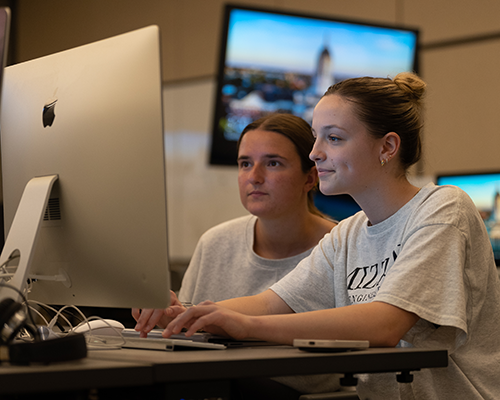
left=216, top=289, right=293, bottom=316
left=245, top=301, right=419, bottom=347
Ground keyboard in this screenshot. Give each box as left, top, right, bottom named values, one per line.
left=122, top=328, right=276, bottom=349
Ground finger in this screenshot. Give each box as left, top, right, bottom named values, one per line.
left=165, top=305, right=217, bottom=337
left=197, top=300, right=215, bottom=306
left=184, top=312, right=216, bottom=336
left=134, top=308, right=154, bottom=330
left=131, top=308, right=141, bottom=322
left=165, top=305, right=186, bottom=318
left=170, top=290, right=183, bottom=307
left=135, top=308, right=165, bottom=333
left=163, top=307, right=200, bottom=337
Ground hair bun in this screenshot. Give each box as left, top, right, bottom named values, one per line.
left=393, top=72, right=426, bottom=101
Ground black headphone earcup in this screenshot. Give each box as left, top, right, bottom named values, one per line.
left=0, top=297, right=88, bottom=364
left=0, top=298, right=24, bottom=345
left=8, top=333, right=88, bottom=365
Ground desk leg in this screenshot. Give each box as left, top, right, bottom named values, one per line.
left=396, top=370, right=415, bottom=383
left=340, top=373, right=358, bottom=387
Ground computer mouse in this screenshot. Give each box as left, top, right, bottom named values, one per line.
left=73, top=319, right=125, bottom=336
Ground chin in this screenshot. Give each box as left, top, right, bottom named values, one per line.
left=245, top=205, right=266, bottom=215
left=318, top=185, right=335, bottom=196
left=247, top=206, right=276, bottom=219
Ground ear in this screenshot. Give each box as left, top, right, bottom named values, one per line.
left=304, top=166, right=319, bottom=192
left=379, top=132, right=401, bottom=166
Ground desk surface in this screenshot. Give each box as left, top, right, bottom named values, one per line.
left=90, top=345, right=448, bottom=382
left=0, top=345, right=448, bottom=395
left=0, top=356, right=152, bottom=395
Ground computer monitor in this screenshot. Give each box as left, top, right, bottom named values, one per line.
left=0, top=26, right=171, bottom=309
left=436, top=171, right=500, bottom=266
left=0, top=7, right=10, bottom=247
left=0, top=6, right=9, bottom=102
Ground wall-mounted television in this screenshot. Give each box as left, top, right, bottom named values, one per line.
left=436, top=171, right=500, bottom=266
left=209, top=4, right=420, bottom=166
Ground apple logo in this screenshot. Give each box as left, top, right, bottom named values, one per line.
left=42, top=100, right=57, bottom=127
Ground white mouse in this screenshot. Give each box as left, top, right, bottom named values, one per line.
left=73, top=319, right=125, bottom=336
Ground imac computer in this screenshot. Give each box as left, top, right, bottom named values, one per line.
left=0, top=6, right=9, bottom=106
left=0, top=7, right=10, bottom=247
left=0, top=26, right=171, bottom=310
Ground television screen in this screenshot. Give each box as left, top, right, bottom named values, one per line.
left=209, top=4, right=419, bottom=166
left=436, top=171, right=500, bottom=266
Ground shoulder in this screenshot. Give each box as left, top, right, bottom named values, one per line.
left=419, top=182, right=468, bottom=203
left=199, top=215, right=255, bottom=243
left=331, top=210, right=367, bottom=236
left=415, top=183, right=477, bottom=221
left=397, top=183, right=487, bottom=244
left=190, top=215, right=255, bottom=263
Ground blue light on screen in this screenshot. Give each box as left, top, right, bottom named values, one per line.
left=226, top=9, right=417, bottom=77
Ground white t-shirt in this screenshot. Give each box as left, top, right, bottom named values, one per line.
left=179, top=215, right=314, bottom=304
left=271, top=183, right=500, bottom=400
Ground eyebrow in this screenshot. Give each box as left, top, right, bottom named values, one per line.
left=313, top=124, right=346, bottom=134
left=237, top=154, right=287, bottom=162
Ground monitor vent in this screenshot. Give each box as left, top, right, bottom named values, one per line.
left=44, top=198, right=61, bottom=221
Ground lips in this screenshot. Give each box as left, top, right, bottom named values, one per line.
left=317, top=168, right=334, bottom=177
left=248, top=190, right=267, bottom=197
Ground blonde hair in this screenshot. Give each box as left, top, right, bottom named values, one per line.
left=324, top=72, right=426, bottom=170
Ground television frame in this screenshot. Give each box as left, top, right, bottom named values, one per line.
left=209, top=3, right=420, bottom=166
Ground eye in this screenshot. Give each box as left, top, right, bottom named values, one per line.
left=328, top=135, right=340, bottom=143
left=238, top=161, right=251, bottom=168
left=268, top=160, right=281, bottom=167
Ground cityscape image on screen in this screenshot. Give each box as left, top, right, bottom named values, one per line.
left=210, top=5, right=419, bottom=165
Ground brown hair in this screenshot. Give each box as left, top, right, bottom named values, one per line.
left=324, top=72, right=426, bottom=171
left=237, top=113, right=323, bottom=216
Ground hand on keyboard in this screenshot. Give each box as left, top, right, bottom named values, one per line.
left=132, top=290, right=186, bottom=338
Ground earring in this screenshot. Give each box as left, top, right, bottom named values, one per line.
left=381, top=159, right=386, bottom=166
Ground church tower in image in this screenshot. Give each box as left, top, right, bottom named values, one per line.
left=313, top=35, right=334, bottom=96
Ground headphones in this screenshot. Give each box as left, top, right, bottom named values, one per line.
left=0, top=297, right=87, bottom=365
left=0, top=298, right=27, bottom=344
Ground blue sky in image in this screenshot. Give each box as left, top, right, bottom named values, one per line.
left=226, top=9, right=417, bottom=77
left=437, top=174, right=500, bottom=211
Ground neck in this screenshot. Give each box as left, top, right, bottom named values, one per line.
left=355, top=178, right=421, bottom=226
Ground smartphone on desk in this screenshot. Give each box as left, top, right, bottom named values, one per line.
left=293, top=339, right=369, bottom=352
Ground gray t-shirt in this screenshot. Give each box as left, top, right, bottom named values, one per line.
left=271, top=183, right=500, bottom=399
left=179, top=214, right=342, bottom=394
left=179, top=215, right=314, bottom=304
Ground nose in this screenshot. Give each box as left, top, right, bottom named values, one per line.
left=248, top=164, right=265, bottom=184
left=309, top=139, right=324, bottom=163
